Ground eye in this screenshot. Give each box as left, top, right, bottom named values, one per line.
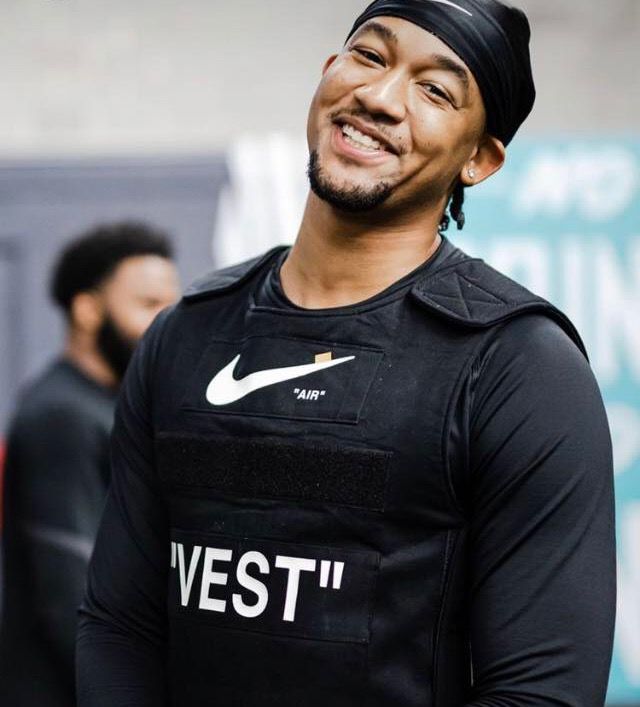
left=421, top=83, right=452, bottom=103
left=352, top=47, right=385, bottom=66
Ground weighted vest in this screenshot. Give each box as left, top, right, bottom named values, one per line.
left=152, top=244, right=584, bottom=706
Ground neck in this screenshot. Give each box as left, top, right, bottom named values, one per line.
left=280, top=192, right=444, bottom=309
left=64, top=330, right=118, bottom=390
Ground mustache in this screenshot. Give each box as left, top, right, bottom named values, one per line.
left=328, top=108, right=406, bottom=156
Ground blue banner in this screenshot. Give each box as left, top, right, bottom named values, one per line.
left=461, top=139, right=640, bottom=705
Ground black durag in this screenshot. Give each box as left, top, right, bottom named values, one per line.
left=346, top=0, right=536, bottom=145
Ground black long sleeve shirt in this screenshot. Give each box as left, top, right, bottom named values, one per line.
left=77, top=241, right=615, bottom=706
left=1, top=359, right=116, bottom=707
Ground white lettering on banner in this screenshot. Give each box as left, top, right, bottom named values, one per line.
left=595, top=242, right=640, bottom=384
left=515, top=148, right=638, bottom=220
left=177, top=543, right=202, bottom=607
left=607, top=404, right=640, bottom=477
left=516, top=154, right=572, bottom=218
left=232, top=551, right=270, bottom=618
left=617, top=504, right=640, bottom=685
left=489, top=239, right=551, bottom=299
left=199, top=547, right=232, bottom=613
left=561, top=241, right=587, bottom=338
left=275, top=556, right=317, bottom=622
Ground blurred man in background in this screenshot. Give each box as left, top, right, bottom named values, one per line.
left=0, top=222, right=179, bottom=706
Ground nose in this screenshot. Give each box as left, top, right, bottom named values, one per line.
left=353, top=69, right=407, bottom=123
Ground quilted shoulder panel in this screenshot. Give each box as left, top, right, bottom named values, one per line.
left=411, top=258, right=539, bottom=326
left=411, top=258, right=587, bottom=357
left=183, top=246, right=289, bottom=301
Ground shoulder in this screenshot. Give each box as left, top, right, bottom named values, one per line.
left=6, top=400, right=103, bottom=466
left=411, top=249, right=587, bottom=359
left=484, top=313, right=592, bottom=382
left=11, top=394, right=100, bottom=442
left=11, top=363, right=95, bottom=428
left=150, top=247, right=288, bottom=364
left=182, top=246, right=289, bottom=302
left=468, top=312, right=604, bottom=441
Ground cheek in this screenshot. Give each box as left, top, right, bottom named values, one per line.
left=109, top=305, right=152, bottom=343
left=413, top=109, right=477, bottom=163
left=308, top=76, right=346, bottom=147
left=316, top=60, right=363, bottom=109
left=131, top=309, right=162, bottom=341
left=401, top=115, right=476, bottom=194
left=413, top=106, right=452, bottom=142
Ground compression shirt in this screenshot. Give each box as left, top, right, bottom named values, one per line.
left=77, top=238, right=615, bottom=706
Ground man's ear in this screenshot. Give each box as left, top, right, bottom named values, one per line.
left=322, top=54, right=339, bottom=76
left=70, top=291, right=103, bottom=335
left=460, top=134, right=506, bottom=187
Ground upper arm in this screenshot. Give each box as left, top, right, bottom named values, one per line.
left=462, top=315, right=615, bottom=706
left=9, top=404, right=107, bottom=534
left=80, top=307, right=172, bottom=638
left=77, top=308, right=174, bottom=705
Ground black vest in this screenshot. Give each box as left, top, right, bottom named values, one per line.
left=154, top=245, right=584, bottom=706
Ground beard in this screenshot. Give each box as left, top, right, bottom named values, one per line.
left=96, top=313, right=138, bottom=383
left=307, top=149, right=395, bottom=213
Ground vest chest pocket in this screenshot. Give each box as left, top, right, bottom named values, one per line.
left=179, top=335, right=384, bottom=424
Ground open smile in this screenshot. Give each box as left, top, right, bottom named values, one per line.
left=331, top=123, right=399, bottom=164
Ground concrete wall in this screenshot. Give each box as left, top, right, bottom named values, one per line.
left=1, top=0, right=638, bottom=158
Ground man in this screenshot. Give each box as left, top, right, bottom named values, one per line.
left=78, top=2, right=616, bottom=706
left=0, top=222, right=179, bottom=706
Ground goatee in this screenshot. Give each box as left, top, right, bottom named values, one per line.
left=307, top=150, right=394, bottom=213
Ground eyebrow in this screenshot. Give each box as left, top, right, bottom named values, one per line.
left=349, top=20, right=399, bottom=46
left=431, top=53, right=470, bottom=91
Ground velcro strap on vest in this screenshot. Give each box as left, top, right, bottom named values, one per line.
left=156, top=434, right=391, bottom=511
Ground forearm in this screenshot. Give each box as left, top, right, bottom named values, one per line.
left=77, top=614, right=167, bottom=707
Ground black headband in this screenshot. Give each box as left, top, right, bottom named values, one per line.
left=346, top=0, right=536, bottom=145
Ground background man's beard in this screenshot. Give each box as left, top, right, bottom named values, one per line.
left=307, top=150, right=394, bottom=213
left=97, top=314, right=137, bottom=383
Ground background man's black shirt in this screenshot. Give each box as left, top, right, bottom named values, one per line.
left=1, top=359, right=116, bottom=707
left=77, top=239, right=615, bottom=706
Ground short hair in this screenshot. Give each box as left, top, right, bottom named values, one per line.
left=50, top=221, right=174, bottom=313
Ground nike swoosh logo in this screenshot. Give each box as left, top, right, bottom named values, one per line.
left=206, top=354, right=356, bottom=406
left=428, top=0, right=473, bottom=16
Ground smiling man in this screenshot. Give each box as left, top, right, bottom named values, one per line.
left=77, top=2, right=616, bottom=706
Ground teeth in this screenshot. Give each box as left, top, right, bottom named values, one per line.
left=342, top=123, right=383, bottom=152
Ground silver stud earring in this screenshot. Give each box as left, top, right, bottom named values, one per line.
left=468, top=168, right=476, bottom=180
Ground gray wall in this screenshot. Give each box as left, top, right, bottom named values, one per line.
left=0, top=157, right=227, bottom=433
left=0, top=0, right=638, bottom=159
